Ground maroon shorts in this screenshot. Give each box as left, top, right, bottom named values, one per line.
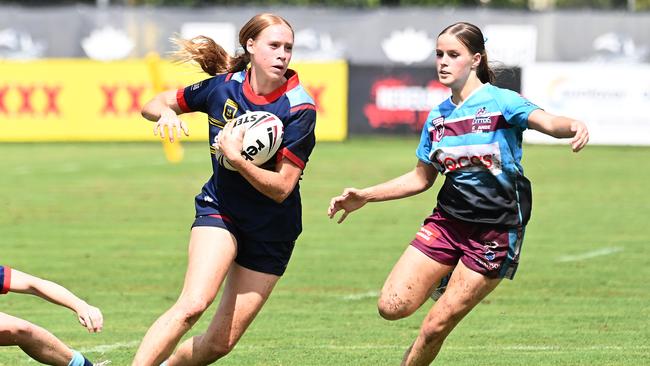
left=410, top=210, right=524, bottom=279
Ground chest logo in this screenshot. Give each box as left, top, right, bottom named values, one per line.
left=472, top=107, right=493, bottom=133
left=429, top=116, right=445, bottom=142
left=223, top=99, right=238, bottom=121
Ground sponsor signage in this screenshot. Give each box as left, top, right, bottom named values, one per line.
left=522, top=63, right=650, bottom=146
left=0, top=59, right=347, bottom=142
left=348, top=65, right=520, bottom=135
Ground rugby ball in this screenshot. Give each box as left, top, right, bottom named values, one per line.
left=214, top=111, right=284, bottom=170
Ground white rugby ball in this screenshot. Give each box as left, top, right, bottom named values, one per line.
left=214, top=111, right=284, bottom=171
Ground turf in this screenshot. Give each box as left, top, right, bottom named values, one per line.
left=1, top=138, right=648, bottom=365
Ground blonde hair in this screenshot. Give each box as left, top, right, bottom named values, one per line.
left=172, top=13, right=293, bottom=76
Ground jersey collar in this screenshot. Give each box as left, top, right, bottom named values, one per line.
left=243, top=69, right=299, bottom=105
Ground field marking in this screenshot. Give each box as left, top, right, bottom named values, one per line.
left=556, top=247, right=624, bottom=262
left=78, top=340, right=139, bottom=354
left=342, top=290, right=379, bottom=300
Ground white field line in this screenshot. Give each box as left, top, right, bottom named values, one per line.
left=556, top=247, right=624, bottom=262
left=68, top=340, right=649, bottom=358
left=78, top=340, right=140, bottom=354
left=342, top=290, right=379, bottom=301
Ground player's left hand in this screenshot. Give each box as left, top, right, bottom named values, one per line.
left=77, top=304, right=104, bottom=333
left=570, top=120, right=589, bottom=152
left=218, top=122, right=245, bottom=166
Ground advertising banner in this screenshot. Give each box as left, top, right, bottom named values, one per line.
left=348, top=64, right=520, bottom=135
left=522, top=63, right=650, bottom=146
left=0, top=59, right=347, bottom=142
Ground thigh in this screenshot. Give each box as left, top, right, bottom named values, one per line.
left=178, top=226, right=237, bottom=303
left=203, top=263, right=280, bottom=346
left=381, top=246, right=455, bottom=312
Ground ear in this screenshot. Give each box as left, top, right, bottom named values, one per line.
left=245, top=38, right=255, bottom=55
left=472, top=53, right=482, bottom=69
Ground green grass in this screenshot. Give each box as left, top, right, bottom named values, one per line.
left=1, top=138, right=648, bottom=365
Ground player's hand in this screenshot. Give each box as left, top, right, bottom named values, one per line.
left=570, top=120, right=589, bottom=152
left=76, top=303, right=104, bottom=333
left=218, top=122, right=245, bottom=166
left=328, top=188, right=368, bottom=224
left=153, top=108, right=189, bottom=143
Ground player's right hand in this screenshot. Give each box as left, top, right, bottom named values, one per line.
left=154, top=108, right=189, bottom=143
left=328, top=188, right=368, bottom=224
left=77, top=304, right=104, bottom=333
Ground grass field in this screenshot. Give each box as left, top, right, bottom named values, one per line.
left=1, top=138, right=648, bottom=365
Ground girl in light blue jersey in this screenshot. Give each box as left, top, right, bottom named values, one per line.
left=328, top=22, right=588, bottom=365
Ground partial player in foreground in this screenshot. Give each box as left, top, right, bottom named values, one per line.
left=132, top=13, right=316, bottom=366
left=328, top=22, right=588, bottom=365
left=0, top=265, right=104, bottom=366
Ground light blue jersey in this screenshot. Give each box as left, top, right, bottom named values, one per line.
left=416, top=83, right=540, bottom=227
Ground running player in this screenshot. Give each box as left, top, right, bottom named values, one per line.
left=0, top=265, right=104, bottom=366
left=132, top=13, right=316, bottom=366
left=328, top=22, right=588, bottom=365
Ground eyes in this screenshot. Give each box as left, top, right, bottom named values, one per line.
left=269, top=42, right=293, bottom=52
left=436, top=50, right=459, bottom=59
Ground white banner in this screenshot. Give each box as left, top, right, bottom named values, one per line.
left=522, top=63, right=650, bottom=146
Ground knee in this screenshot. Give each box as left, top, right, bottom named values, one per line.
left=172, top=298, right=212, bottom=325
left=420, top=311, right=461, bottom=346
left=377, top=295, right=415, bottom=321
left=200, top=339, right=236, bottom=363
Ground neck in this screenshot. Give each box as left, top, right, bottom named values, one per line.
left=451, top=76, right=484, bottom=105
left=249, top=68, right=286, bottom=95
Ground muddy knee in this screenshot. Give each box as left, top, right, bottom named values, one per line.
left=377, top=294, right=415, bottom=320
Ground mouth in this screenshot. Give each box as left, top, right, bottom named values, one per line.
left=271, top=65, right=286, bottom=73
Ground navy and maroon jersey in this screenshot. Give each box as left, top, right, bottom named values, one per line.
left=417, top=84, right=540, bottom=227
left=0, top=265, right=11, bottom=294
left=177, top=69, right=316, bottom=241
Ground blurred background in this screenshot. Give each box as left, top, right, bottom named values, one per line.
left=1, top=0, right=649, bottom=145
left=1, top=1, right=649, bottom=365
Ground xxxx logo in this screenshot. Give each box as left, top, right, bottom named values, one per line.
left=0, top=84, right=63, bottom=116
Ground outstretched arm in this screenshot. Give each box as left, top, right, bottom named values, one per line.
left=9, top=269, right=103, bottom=333
left=142, top=89, right=190, bottom=143
left=527, top=109, right=589, bottom=152
left=328, top=160, right=438, bottom=223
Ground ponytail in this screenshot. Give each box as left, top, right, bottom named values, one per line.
left=171, top=36, right=249, bottom=76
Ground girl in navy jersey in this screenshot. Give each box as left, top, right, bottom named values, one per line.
left=133, top=13, right=316, bottom=366
left=328, top=22, right=588, bottom=365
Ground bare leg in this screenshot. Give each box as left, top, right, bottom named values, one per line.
left=401, top=260, right=501, bottom=365
left=132, top=227, right=237, bottom=366
left=378, top=246, right=455, bottom=320
left=166, top=263, right=280, bottom=365
left=0, top=312, right=73, bottom=366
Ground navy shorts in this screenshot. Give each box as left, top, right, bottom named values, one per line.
left=192, top=215, right=295, bottom=276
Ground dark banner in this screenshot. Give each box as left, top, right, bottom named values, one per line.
left=348, top=65, right=521, bottom=135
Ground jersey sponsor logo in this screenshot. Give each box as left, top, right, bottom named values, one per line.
left=472, top=107, right=497, bottom=133
left=190, top=81, right=203, bottom=91
left=415, top=225, right=439, bottom=245
left=431, top=142, right=503, bottom=175
left=222, top=99, right=238, bottom=121
left=428, top=116, right=445, bottom=142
